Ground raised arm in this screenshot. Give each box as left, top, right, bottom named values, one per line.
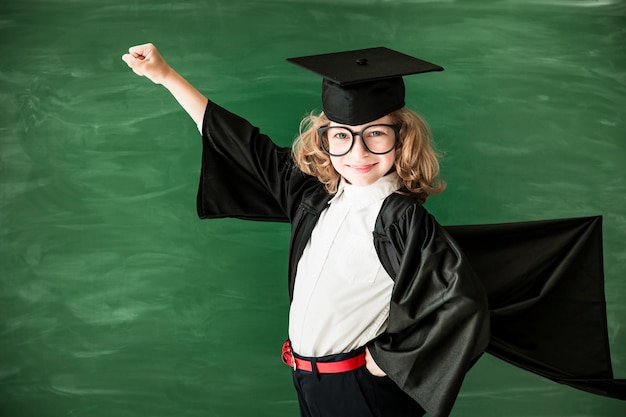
left=122, top=43, right=208, bottom=128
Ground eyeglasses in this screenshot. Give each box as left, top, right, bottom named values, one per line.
left=317, top=124, right=400, bottom=157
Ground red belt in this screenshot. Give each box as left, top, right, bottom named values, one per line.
left=281, top=340, right=366, bottom=373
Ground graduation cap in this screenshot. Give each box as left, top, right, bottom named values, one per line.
left=287, top=47, right=443, bottom=125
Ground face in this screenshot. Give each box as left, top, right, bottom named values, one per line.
left=327, top=115, right=397, bottom=187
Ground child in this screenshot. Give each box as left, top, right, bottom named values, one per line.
left=122, top=43, right=490, bottom=417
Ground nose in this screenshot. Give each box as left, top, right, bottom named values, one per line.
left=349, top=134, right=369, bottom=157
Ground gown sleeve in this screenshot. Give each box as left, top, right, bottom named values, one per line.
left=370, top=194, right=491, bottom=417
left=196, top=101, right=316, bottom=222
left=445, top=216, right=626, bottom=400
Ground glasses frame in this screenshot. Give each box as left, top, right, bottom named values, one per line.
left=317, top=123, right=401, bottom=157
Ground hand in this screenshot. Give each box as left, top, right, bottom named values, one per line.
left=365, top=347, right=387, bottom=377
left=122, top=43, right=172, bottom=85
left=121, top=43, right=207, bottom=127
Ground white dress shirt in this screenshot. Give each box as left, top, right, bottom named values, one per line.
left=289, top=173, right=402, bottom=357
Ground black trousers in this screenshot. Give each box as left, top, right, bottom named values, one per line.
left=291, top=349, right=425, bottom=417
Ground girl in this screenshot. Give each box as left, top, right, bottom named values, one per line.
left=122, top=43, right=490, bottom=417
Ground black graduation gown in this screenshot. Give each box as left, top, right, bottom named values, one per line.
left=196, top=101, right=626, bottom=415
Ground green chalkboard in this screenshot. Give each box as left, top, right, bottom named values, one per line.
left=1, top=0, right=625, bottom=416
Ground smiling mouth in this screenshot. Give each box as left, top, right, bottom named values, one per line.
left=347, top=163, right=377, bottom=173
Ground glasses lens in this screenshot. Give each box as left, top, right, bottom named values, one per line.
left=323, top=127, right=353, bottom=156
left=362, top=125, right=396, bottom=154
left=319, top=124, right=398, bottom=156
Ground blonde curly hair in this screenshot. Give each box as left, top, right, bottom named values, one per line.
left=291, top=107, right=445, bottom=204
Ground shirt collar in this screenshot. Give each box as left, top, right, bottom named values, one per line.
left=329, top=172, right=402, bottom=209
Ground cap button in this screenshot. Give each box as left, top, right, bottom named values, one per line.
left=356, top=58, right=368, bottom=66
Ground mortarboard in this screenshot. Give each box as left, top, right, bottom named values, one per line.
left=287, top=47, right=443, bottom=125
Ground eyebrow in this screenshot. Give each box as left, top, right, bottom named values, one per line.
left=330, top=119, right=391, bottom=129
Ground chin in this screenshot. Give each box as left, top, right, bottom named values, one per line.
left=346, top=177, right=378, bottom=186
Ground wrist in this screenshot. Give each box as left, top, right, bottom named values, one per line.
left=159, top=67, right=180, bottom=88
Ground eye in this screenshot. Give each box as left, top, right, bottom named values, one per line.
left=327, top=127, right=351, bottom=140
left=365, top=127, right=390, bottom=137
